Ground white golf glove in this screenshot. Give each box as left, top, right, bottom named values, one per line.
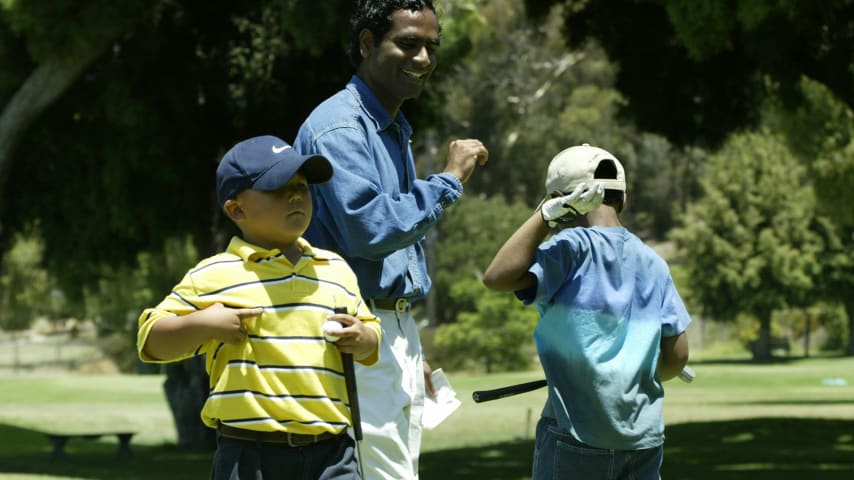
left=540, top=182, right=604, bottom=228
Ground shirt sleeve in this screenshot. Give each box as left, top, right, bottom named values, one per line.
left=524, top=232, right=582, bottom=305
left=137, top=271, right=208, bottom=363
left=514, top=232, right=574, bottom=305
left=660, top=275, right=692, bottom=337
left=299, top=123, right=462, bottom=260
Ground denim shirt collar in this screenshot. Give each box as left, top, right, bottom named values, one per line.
left=346, top=75, right=413, bottom=140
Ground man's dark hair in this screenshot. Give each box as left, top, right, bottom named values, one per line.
left=594, top=159, right=625, bottom=213
left=349, top=0, right=438, bottom=68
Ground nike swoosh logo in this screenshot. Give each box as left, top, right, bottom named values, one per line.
left=272, top=145, right=290, bottom=154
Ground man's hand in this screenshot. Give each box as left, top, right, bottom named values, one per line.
left=423, top=359, right=436, bottom=398
left=540, top=182, right=604, bottom=228
left=443, top=139, right=488, bottom=184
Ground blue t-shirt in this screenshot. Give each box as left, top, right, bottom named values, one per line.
left=518, top=226, right=691, bottom=450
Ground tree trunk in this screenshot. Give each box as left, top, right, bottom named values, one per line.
left=845, top=298, right=854, bottom=356
left=163, top=357, right=216, bottom=450
left=0, top=38, right=116, bottom=203
left=803, top=310, right=811, bottom=358
left=753, top=314, right=773, bottom=361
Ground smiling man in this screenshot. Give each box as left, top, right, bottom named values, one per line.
left=294, top=1, right=488, bottom=479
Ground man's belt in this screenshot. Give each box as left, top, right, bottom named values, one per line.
left=218, top=424, right=341, bottom=447
left=371, top=297, right=411, bottom=312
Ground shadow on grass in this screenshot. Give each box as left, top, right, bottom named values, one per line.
left=0, top=423, right=212, bottom=479
left=3, top=419, right=853, bottom=479
left=421, top=418, right=854, bottom=480
left=689, top=352, right=852, bottom=366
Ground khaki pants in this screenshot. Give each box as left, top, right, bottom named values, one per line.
left=354, top=305, right=425, bottom=480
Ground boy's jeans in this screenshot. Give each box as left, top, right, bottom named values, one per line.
left=532, top=417, right=663, bottom=480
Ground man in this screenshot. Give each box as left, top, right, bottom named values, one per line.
left=295, top=1, right=487, bottom=478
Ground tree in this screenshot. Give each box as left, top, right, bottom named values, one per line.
left=432, top=194, right=533, bottom=325
left=672, top=132, right=821, bottom=360
left=433, top=276, right=539, bottom=372
left=0, top=0, right=152, bottom=203
left=0, top=0, right=355, bottom=450
left=0, top=0, right=492, bottom=448
left=763, top=77, right=854, bottom=354
left=522, top=0, right=854, bottom=355
left=523, top=0, right=854, bottom=148
left=0, top=224, right=57, bottom=368
left=435, top=0, right=692, bottom=238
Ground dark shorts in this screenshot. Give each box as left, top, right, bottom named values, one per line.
left=211, top=432, right=360, bottom=480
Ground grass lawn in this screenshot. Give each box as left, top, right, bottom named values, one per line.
left=0, top=356, right=852, bottom=479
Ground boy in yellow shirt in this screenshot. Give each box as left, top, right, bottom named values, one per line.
left=138, top=135, right=380, bottom=479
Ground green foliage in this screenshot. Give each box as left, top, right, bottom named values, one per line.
left=662, top=0, right=737, bottom=60
left=225, top=0, right=352, bottom=113
left=2, top=0, right=357, bottom=300
left=532, top=0, right=854, bottom=148
left=662, top=0, right=845, bottom=61
left=0, top=0, right=152, bottom=59
left=82, top=236, right=199, bottom=371
left=435, top=1, right=689, bottom=238
left=432, top=194, right=533, bottom=324
left=437, top=2, right=624, bottom=203
left=0, top=223, right=59, bottom=331
left=431, top=194, right=539, bottom=371
left=672, top=131, right=821, bottom=322
left=815, top=303, right=848, bottom=351
left=734, top=313, right=789, bottom=351
left=763, top=77, right=854, bottom=227
left=433, top=0, right=488, bottom=63
left=759, top=77, right=854, bottom=352
left=772, top=303, right=848, bottom=352
left=433, top=276, right=538, bottom=372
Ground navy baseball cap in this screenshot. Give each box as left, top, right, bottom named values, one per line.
left=216, top=135, right=332, bottom=208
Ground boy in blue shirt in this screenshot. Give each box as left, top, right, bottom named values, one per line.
left=483, top=144, right=691, bottom=480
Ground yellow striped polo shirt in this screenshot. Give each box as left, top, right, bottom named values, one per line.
left=138, top=236, right=380, bottom=435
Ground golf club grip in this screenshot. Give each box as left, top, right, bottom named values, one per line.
left=472, top=379, right=548, bottom=403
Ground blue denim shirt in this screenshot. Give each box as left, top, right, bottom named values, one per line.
left=294, top=76, right=463, bottom=300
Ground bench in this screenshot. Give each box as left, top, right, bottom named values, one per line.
left=42, top=431, right=136, bottom=463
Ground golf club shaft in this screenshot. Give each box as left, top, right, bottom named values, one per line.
left=472, top=366, right=696, bottom=403
left=333, top=307, right=362, bottom=441
left=341, top=352, right=362, bottom=440
left=472, top=379, right=547, bottom=403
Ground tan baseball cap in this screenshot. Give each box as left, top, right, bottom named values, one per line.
left=545, top=143, right=625, bottom=194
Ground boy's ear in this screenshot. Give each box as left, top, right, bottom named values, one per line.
left=223, top=199, right=245, bottom=222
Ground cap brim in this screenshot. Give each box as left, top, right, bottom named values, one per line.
left=253, top=153, right=333, bottom=191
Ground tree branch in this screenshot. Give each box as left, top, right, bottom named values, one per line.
left=0, top=37, right=117, bottom=202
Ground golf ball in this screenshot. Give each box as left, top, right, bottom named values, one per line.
left=322, top=320, right=343, bottom=342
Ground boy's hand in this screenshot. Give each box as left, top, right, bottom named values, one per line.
left=199, top=302, right=262, bottom=345
left=541, top=182, right=604, bottom=227
left=325, top=313, right=379, bottom=361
